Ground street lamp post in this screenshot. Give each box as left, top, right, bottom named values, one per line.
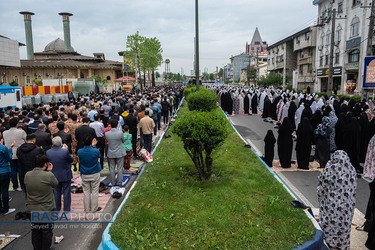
left=195, top=0, right=200, bottom=91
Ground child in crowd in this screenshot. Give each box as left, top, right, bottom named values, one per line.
left=123, top=125, right=132, bottom=171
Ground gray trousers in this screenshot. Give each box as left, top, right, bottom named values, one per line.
left=108, top=157, right=124, bottom=186
left=81, top=173, right=100, bottom=213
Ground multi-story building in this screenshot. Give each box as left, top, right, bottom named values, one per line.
left=293, top=26, right=318, bottom=90
left=314, top=0, right=374, bottom=94
left=267, top=35, right=297, bottom=87
left=229, top=53, right=251, bottom=82
left=246, top=27, right=268, bottom=57
left=267, top=26, right=318, bottom=90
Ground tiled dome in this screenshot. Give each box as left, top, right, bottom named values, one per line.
left=44, top=38, right=74, bottom=52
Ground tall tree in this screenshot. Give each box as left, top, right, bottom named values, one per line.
left=124, top=31, right=145, bottom=88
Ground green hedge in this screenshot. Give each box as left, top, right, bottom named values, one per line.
left=186, top=88, right=217, bottom=112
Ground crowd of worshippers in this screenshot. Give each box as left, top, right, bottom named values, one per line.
left=209, top=84, right=375, bottom=173
left=208, top=84, right=375, bottom=249
left=0, top=85, right=183, bottom=210
left=0, top=86, right=183, bottom=249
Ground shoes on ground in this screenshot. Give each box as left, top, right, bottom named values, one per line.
left=4, top=208, right=16, bottom=215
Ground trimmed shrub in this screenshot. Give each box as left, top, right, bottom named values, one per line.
left=172, top=109, right=229, bottom=181
left=183, top=87, right=196, bottom=98
left=186, top=88, right=217, bottom=112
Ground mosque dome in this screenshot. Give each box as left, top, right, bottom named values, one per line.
left=44, top=38, right=74, bottom=52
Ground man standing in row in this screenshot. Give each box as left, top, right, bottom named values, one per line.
left=3, top=117, right=26, bottom=191
left=25, top=154, right=58, bottom=250
left=139, top=110, right=155, bottom=154
left=47, top=137, right=73, bottom=212
left=105, top=119, right=125, bottom=186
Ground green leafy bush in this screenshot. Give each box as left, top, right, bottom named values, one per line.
left=9, top=81, right=18, bottom=86
left=183, top=87, right=196, bottom=97
left=317, top=92, right=327, bottom=97
left=186, top=88, right=217, bottom=112
left=172, top=109, right=229, bottom=181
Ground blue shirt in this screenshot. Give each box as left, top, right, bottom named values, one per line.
left=77, top=146, right=101, bottom=175
left=154, top=102, right=162, bottom=113
left=88, top=110, right=98, bottom=122
left=0, top=144, right=12, bottom=174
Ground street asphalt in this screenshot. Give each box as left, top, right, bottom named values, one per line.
left=229, top=113, right=370, bottom=215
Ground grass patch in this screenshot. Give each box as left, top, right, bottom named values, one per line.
left=110, top=106, right=315, bottom=249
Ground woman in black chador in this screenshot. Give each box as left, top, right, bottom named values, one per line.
left=244, top=93, right=250, bottom=114
left=296, top=117, right=313, bottom=169
left=251, top=93, right=258, bottom=115
left=288, top=101, right=298, bottom=129
left=277, top=117, right=294, bottom=168
left=264, top=130, right=276, bottom=168
left=262, top=96, right=271, bottom=118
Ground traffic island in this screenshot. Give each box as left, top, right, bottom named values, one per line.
left=107, top=105, right=318, bottom=249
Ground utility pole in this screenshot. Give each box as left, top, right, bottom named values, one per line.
left=365, top=0, right=375, bottom=98
left=327, top=8, right=336, bottom=96
left=195, top=0, right=200, bottom=91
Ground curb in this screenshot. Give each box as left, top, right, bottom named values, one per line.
left=98, top=98, right=185, bottom=250
left=221, top=107, right=328, bottom=250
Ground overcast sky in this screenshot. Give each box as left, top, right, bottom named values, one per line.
left=1, top=0, right=317, bottom=75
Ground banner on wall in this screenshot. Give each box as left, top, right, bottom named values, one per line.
left=363, top=56, right=375, bottom=89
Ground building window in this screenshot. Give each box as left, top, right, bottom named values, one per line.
left=320, top=56, right=324, bottom=67
left=272, top=58, right=274, bottom=64
left=13, top=75, right=18, bottom=83
left=336, top=27, right=342, bottom=41
left=349, top=49, right=360, bottom=63
left=326, top=31, right=331, bottom=45
left=309, top=47, right=313, bottom=56
left=299, top=65, right=303, bottom=74
left=325, top=54, right=329, bottom=65
left=308, top=63, right=313, bottom=73
left=300, top=50, right=304, bottom=58
left=80, top=73, right=84, bottom=78
left=26, top=76, right=31, bottom=84
left=335, top=49, right=340, bottom=64
left=351, top=17, right=360, bottom=37
left=352, top=0, right=361, bottom=7
left=280, top=55, right=284, bottom=62
left=305, top=32, right=310, bottom=40
left=1, top=75, right=6, bottom=84
left=296, top=36, right=300, bottom=44
left=320, top=33, right=325, bottom=45
left=338, top=1, right=344, bottom=13
left=106, top=76, right=111, bottom=81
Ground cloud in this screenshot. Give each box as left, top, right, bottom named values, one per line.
left=1, top=0, right=317, bottom=74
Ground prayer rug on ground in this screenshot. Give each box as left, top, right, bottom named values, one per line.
left=0, top=234, right=20, bottom=249
left=105, top=173, right=131, bottom=187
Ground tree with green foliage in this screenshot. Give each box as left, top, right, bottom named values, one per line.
left=173, top=108, right=228, bottom=181
left=90, top=75, right=107, bottom=84
left=257, top=72, right=285, bottom=87
left=124, top=31, right=145, bottom=88
left=140, top=37, right=163, bottom=87
left=34, top=78, right=42, bottom=86
left=247, top=66, right=257, bottom=85
left=9, top=81, right=18, bottom=86
left=124, top=32, right=163, bottom=88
